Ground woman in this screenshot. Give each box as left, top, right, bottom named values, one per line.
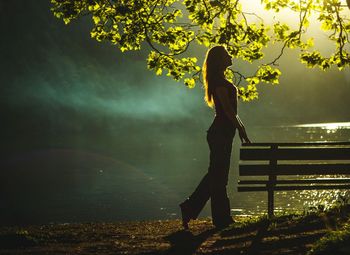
left=179, top=45, right=251, bottom=229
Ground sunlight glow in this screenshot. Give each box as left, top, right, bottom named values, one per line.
left=240, top=0, right=299, bottom=25
left=240, top=0, right=350, bottom=39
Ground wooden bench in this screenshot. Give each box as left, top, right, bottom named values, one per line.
left=238, top=142, right=350, bottom=218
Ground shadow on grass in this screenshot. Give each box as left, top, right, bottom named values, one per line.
left=204, top=215, right=330, bottom=255
left=141, top=206, right=350, bottom=255
left=159, top=228, right=219, bottom=255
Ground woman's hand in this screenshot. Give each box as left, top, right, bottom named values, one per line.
left=239, top=127, right=251, bottom=144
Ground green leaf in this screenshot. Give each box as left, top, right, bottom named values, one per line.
left=50, top=0, right=349, bottom=103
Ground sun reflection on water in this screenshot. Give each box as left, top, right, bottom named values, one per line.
left=300, top=189, right=350, bottom=211
left=290, top=122, right=350, bottom=141
left=294, top=122, right=350, bottom=131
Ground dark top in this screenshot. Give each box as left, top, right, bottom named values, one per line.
left=209, top=79, right=237, bottom=132
left=213, top=80, right=237, bottom=119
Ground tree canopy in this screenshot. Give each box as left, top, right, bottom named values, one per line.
left=50, top=0, right=350, bottom=101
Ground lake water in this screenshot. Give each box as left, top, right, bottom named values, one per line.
left=2, top=122, right=350, bottom=226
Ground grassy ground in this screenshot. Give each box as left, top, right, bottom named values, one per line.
left=1, top=205, right=350, bottom=255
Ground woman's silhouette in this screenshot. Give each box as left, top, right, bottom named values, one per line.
left=180, top=45, right=251, bottom=229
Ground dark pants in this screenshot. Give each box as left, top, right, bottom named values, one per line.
left=185, top=125, right=235, bottom=225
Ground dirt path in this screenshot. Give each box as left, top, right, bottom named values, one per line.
left=0, top=212, right=348, bottom=255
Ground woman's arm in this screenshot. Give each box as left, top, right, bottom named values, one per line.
left=215, top=86, right=251, bottom=143
left=236, top=115, right=251, bottom=143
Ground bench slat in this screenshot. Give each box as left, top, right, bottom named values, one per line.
left=242, top=142, right=350, bottom=147
left=239, top=163, right=350, bottom=176
left=238, top=184, right=350, bottom=192
left=240, top=148, right=350, bottom=160
left=238, top=178, right=350, bottom=185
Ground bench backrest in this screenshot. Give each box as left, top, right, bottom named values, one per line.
left=239, top=142, right=350, bottom=176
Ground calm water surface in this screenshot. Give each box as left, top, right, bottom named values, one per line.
left=2, top=122, right=350, bottom=226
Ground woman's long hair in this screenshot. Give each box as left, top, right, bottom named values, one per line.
left=203, top=45, right=228, bottom=108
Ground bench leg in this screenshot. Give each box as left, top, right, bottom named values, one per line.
left=268, top=189, right=274, bottom=218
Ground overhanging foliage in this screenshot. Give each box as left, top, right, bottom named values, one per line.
left=51, top=0, right=350, bottom=101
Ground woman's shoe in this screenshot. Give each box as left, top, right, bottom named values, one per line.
left=179, top=201, right=193, bottom=230
left=214, top=217, right=234, bottom=229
